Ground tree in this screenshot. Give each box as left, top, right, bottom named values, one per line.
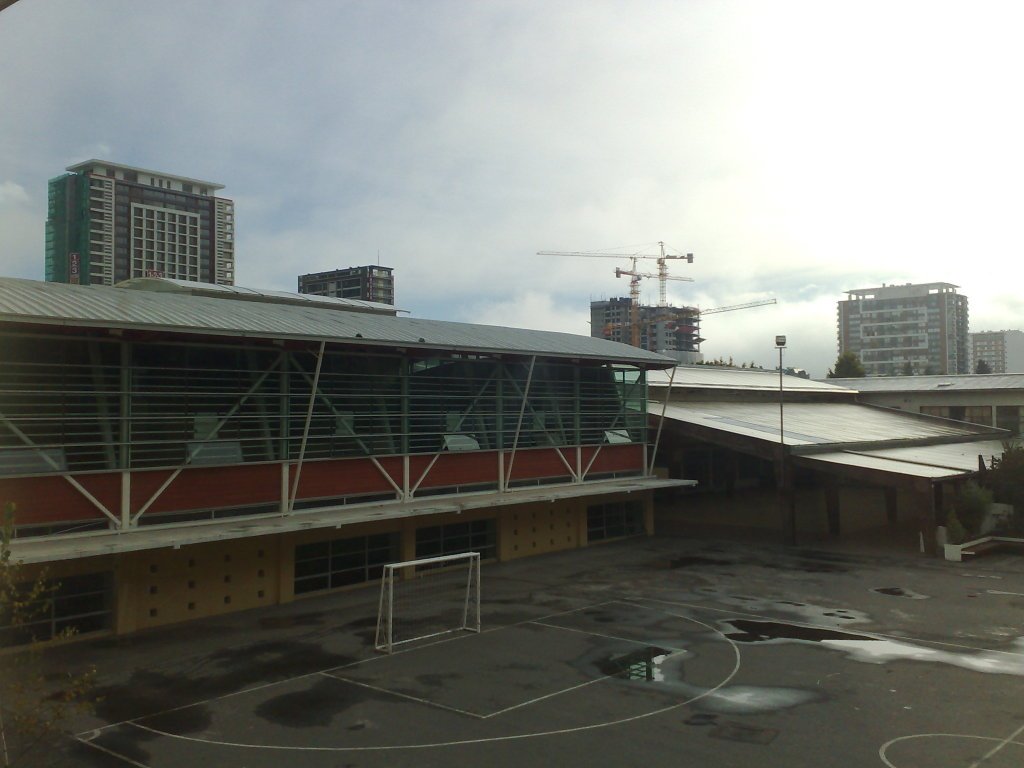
left=986, top=443, right=1024, bottom=533
left=0, top=502, right=95, bottom=767
left=976, top=359, right=992, bottom=374
left=827, top=352, right=865, bottom=378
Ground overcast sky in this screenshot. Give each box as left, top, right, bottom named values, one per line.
left=1, top=1, right=1022, bottom=377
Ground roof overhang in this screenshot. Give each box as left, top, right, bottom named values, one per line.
left=9, top=476, right=693, bottom=565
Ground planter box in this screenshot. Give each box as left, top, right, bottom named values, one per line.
left=945, top=535, right=1024, bottom=561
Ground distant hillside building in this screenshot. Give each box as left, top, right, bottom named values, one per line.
left=590, top=298, right=702, bottom=363
left=299, top=265, right=395, bottom=305
left=45, top=160, right=234, bottom=286
left=970, top=330, right=1024, bottom=374
left=837, top=283, right=969, bottom=376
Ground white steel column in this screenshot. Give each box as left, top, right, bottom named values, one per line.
left=287, top=342, right=326, bottom=515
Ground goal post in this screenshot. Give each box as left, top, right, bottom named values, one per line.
left=375, top=551, right=481, bottom=654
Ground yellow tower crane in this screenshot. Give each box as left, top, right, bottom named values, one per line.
left=536, top=241, right=694, bottom=346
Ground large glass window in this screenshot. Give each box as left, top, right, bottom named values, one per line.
left=0, top=571, right=112, bottom=646
left=416, top=519, right=496, bottom=561
left=0, top=334, right=647, bottom=475
left=293, top=533, right=398, bottom=595
left=587, top=500, right=645, bottom=542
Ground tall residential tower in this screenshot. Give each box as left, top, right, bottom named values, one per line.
left=298, top=265, right=395, bottom=305
left=45, top=160, right=234, bottom=286
left=837, top=282, right=969, bottom=376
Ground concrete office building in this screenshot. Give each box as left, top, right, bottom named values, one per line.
left=1, top=276, right=682, bottom=642
left=45, top=160, right=235, bottom=287
left=590, top=298, right=702, bottom=364
left=837, top=283, right=969, bottom=376
left=970, top=330, right=1024, bottom=374
left=299, top=266, right=395, bottom=305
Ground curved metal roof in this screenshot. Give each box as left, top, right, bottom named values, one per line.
left=0, top=278, right=675, bottom=367
left=826, top=374, right=1024, bottom=393
left=116, top=277, right=400, bottom=315
left=649, top=365, right=857, bottom=393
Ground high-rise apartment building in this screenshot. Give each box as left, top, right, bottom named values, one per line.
left=590, top=298, right=702, bottom=363
left=298, top=266, right=395, bottom=305
left=970, top=330, right=1024, bottom=373
left=837, top=282, right=969, bottom=376
left=45, top=160, right=234, bottom=286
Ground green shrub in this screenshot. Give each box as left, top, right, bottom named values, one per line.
left=945, top=511, right=967, bottom=545
left=955, top=481, right=993, bottom=537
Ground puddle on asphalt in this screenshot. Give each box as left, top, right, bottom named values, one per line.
left=691, top=586, right=869, bottom=628
left=722, top=619, right=1024, bottom=676
left=592, top=645, right=822, bottom=714
left=872, top=587, right=929, bottom=600
left=598, top=646, right=672, bottom=681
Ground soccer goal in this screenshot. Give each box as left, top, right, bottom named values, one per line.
left=375, top=551, right=481, bottom=654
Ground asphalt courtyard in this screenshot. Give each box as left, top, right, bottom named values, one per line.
left=45, top=534, right=1024, bottom=768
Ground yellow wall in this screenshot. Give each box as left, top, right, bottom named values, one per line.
left=21, top=491, right=653, bottom=638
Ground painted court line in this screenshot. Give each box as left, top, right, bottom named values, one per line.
left=115, top=610, right=743, bottom=753
left=968, top=723, right=1024, bottom=768
left=879, top=732, right=1024, bottom=768
left=75, top=599, right=622, bottom=738
left=319, top=672, right=485, bottom=719
left=76, top=736, right=152, bottom=767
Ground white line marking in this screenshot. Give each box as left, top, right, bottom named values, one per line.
left=319, top=672, right=485, bottom=719
left=969, top=723, right=1024, bottom=768
left=878, top=732, right=1024, bottom=768
left=75, top=736, right=152, bottom=767
left=986, top=590, right=1024, bottom=597
left=121, top=610, right=743, bottom=752
left=481, top=675, right=614, bottom=719
left=76, top=599, right=623, bottom=738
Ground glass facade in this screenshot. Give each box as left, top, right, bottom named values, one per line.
left=0, top=334, right=648, bottom=476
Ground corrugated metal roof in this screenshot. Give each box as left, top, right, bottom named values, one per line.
left=825, top=374, right=1024, bottom=393
left=116, top=277, right=400, bottom=315
left=650, top=399, right=1008, bottom=481
left=0, top=278, right=675, bottom=367
left=649, top=400, right=999, bottom=447
left=802, top=439, right=1006, bottom=479
left=649, top=366, right=856, bottom=393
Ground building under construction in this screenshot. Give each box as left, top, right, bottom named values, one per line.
left=590, top=298, right=703, bottom=363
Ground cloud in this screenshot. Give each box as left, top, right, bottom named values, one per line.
left=1, top=1, right=1022, bottom=380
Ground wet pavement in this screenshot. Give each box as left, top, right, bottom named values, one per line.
left=30, top=534, right=1024, bottom=767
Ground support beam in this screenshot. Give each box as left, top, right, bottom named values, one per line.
left=914, top=485, right=938, bottom=556
left=504, top=356, right=536, bottom=487
left=648, top=365, right=676, bottom=476
left=288, top=342, right=326, bottom=515
left=132, top=352, right=283, bottom=524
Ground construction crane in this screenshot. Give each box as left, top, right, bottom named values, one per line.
left=701, top=298, right=777, bottom=315
left=537, top=241, right=694, bottom=345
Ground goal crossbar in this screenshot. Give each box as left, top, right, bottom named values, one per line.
left=375, top=551, right=481, bottom=654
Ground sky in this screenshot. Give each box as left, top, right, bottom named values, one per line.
left=1, top=0, right=1022, bottom=377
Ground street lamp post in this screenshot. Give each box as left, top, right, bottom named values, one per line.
left=775, top=335, right=786, bottom=444
left=775, top=335, right=795, bottom=544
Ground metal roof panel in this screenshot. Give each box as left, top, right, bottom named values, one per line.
left=0, top=278, right=675, bottom=367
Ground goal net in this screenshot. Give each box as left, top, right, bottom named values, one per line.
left=375, top=551, right=481, bottom=653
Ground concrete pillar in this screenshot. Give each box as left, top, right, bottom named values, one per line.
left=915, top=486, right=938, bottom=556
